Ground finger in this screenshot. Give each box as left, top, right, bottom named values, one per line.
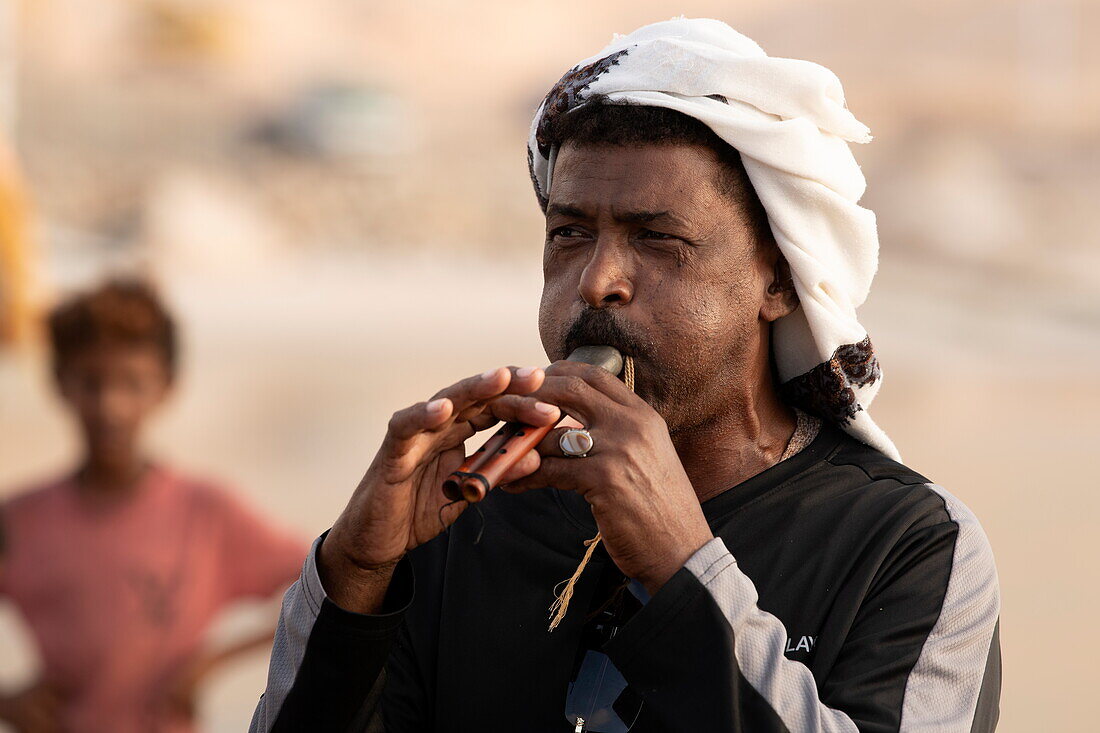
left=529, top=372, right=617, bottom=426
left=559, top=415, right=584, bottom=429
left=545, top=359, right=637, bottom=405
left=497, top=447, right=542, bottom=484
left=435, top=366, right=546, bottom=418
left=380, top=367, right=548, bottom=474
left=460, top=394, right=560, bottom=432
left=502, top=365, right=548, bottom=393
left=484, top=394, right=561, bottom=427
left=438, top=418, right=479, bottom=447
left=386, top=397, right=454, bottom=444
left=452, top=366, right=549, bottom=424
left=533, top=425, right=600, bottom=460
left=499, top=454, right=588, bottom=495
left=463, top=394, right=560, bottom=437
left=466, top=409, right=500, bottom=433
left=430, top=368, right=511, bottom=420
left=386, top=365, right=539, bottom=446
left=376, top=399, right=457, bottom=479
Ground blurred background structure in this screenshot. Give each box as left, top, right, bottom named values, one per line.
left=0, top=0, right=1097, bottom=729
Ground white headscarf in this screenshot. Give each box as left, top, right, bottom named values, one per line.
left=528, top=18, right=898, bottom=459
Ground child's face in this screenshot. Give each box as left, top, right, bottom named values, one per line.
left=56, top=344, right=172, bottom=467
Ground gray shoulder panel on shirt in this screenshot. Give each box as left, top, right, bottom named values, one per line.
left=900, top=484, right=1001, bottom=731
left=249, top=535, right=327, bottom=733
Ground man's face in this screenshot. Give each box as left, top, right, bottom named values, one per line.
left=539, top=142, right=783, bottom=433
left=56, top=344, right=172, bottom=469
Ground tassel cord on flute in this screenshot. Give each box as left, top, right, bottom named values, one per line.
left=548, top=355, right=634, bottom=631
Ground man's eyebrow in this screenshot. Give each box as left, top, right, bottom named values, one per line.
left=546, top=203, right=589, bottom=219
left=545, top=204, right=676, bottom=225
left=614, top=209, right=672, bottom=225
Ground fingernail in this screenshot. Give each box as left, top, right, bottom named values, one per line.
left=426, top=398, right=448, bottom=413
left=517, top=366, right=540, bottom=378
left=534, top=401, right=557, bottom=415
left=481, top=367, right=501, bottom=381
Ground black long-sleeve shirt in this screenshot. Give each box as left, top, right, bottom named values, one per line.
left=251, top=425, right=1000, bottom=732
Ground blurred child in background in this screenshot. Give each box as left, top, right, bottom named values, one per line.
left=0, top=281, right=306, bottom=732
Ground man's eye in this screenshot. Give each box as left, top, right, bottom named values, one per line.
left=549, top=226, right=584, bottom=240
left=638, top=229, right=676, bottom=241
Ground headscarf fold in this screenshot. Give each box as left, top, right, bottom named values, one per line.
left=528, top=18, right=899, bottom=459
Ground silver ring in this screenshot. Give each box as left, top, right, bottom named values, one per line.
left=559, top=428, right=594, bottom=458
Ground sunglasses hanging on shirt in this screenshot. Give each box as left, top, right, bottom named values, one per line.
left=564, top=577, right=645, bottom=732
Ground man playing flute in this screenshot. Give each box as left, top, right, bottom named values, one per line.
left=251, top=18, right=1000, bottom=732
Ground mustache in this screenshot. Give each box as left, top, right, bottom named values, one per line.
left=562, top=308, right=653, bottom=360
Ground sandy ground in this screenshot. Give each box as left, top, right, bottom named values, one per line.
left=1, top=251, right=1097, bottom=731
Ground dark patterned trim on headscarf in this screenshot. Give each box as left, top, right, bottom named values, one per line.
left=534, top=48, right=630, bottom=159
left=779, top=336, right=881, bottom=425
left=527, top=146, right=548, bottom=210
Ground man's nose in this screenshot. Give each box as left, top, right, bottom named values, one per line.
left=577, top=239, right=634, bottom=308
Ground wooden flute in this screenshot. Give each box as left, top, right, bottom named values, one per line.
left=441, top=345, right=624, bottom=503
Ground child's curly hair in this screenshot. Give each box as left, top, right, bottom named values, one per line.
left=47, top=280, right=178, bottom=379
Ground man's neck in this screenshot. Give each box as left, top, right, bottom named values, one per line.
left=671, top=380, right=797, bottom=504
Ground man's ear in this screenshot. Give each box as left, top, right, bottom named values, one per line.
left=761, top=254, right=798, bottom=323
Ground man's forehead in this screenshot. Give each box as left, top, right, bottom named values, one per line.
left=547, top=143, right=722, bottom=219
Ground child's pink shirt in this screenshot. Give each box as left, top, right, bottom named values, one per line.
left=0, top=465, right=307, bottom=732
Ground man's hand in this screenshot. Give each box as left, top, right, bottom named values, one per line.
left=320, top=366, right=560, bottom=613
left=0, top=680, right=64, bottom=733
left=502, top=360, right=713, bottom=595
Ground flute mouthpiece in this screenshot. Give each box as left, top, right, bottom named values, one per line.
left=565, top=345, right=623, bottom=376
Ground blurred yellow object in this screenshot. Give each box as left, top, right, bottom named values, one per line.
left=0, top=137, right=34, bottom=346
left=140, top=1, right=237, bottom=62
